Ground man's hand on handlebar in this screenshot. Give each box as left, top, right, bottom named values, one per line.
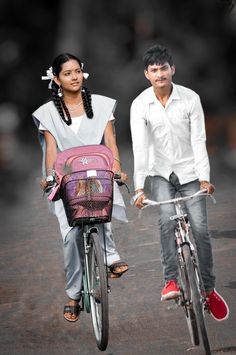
left=132, top=189, right=147, bottom=209
left=200, top=180, right=215, bottom=194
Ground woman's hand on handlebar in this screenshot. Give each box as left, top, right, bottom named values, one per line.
left=40, top=177, right=57, bottom=193
left=114, top=171, right=130, bottom=192
left=113, top=170, right=128, bottom=183
left=112, top=155, right=128, bottom=182
left=40, top=178, right=47, bottom=191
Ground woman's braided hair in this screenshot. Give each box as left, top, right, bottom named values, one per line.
left=51, top=53, right=93, bottom=125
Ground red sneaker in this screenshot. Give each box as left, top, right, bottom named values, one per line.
left=206, top=289, right=229, bottom=321
left=161, top=280, right=181, bottom=301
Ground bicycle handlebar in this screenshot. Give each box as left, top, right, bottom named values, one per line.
left=142, top=189, right=216, bottom=209
left=44, top=171, right=130, bottom=198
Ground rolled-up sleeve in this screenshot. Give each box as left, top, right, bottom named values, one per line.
left=130, top=100, right=149, bottom=190
left=190, top=95, right=210, bottom=181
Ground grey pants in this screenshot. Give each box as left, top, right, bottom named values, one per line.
left=63, top=222, right=120, bottom=300
left=150, top=173, right=215, bottom=291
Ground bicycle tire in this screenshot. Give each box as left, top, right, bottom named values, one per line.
left=178, top=247, right=199, bottom=346
left=183, top=244, right=211, bottom=355
left=88, top=232, right=109, bottom=351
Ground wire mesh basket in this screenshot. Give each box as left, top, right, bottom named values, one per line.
left=61, top=169, right=114, bottom=226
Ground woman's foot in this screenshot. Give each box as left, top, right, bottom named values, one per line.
left=109, top=261, right=129, bottom=278
left=63, top=299, right=80, bottom=322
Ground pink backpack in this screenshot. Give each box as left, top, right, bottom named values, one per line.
left=54, top=144, right=114, bottom=177
left=48, top=144, right=114, bottom=226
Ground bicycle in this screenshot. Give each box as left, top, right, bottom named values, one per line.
left=43, top=190, right=109, bottom=349
left=46, top=144, right=128, bottom=351
left=141, top=189, right=216, bottom=355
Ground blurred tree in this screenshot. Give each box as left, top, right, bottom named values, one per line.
left=0, top=0, right=62, bottom=205
left=0, top=0, right=62, bottom=143
left=55, top=0, right=89, bottom=56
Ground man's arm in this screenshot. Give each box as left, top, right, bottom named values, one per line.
left=190, top=95, right=215, bottom=194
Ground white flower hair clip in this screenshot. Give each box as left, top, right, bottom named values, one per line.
left=83, top=72, right=89, bottom=79
left=41, top=62, right=89, bottom=89
left=81, top=62, right=89, bottom=79
left=41, top=67, right=54, bottom=89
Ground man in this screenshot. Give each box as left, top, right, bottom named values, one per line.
left=130, top=44, right=229, bottom=321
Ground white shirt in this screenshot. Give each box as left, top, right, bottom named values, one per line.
left=130, top=83, right=210, bottom=190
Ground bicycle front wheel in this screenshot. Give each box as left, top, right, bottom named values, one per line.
left=178, top=245, right=199, bottom=346
left=88, top=232, right=109, bottom=351
left=183, top=244, right=211, bottom=355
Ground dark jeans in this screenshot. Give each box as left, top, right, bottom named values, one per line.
left=150, top=172, right=215, bottom=291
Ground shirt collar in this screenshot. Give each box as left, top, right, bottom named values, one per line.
left=169, top=83, right=180, bottom=101
left=145, top=83, right=180, bottom=104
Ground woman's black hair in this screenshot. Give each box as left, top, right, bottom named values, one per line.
left=50, top=53, right=93, bottom=125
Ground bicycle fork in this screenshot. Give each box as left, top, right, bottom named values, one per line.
left=176, top=223, right=191, bottom=306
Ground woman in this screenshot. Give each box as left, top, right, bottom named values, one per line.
left=33, top=53, right=129, bottom=322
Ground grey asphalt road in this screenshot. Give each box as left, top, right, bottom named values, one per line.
left=0, top=143, right=236, bottom=355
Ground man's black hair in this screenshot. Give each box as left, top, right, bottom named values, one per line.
left=143, top=44, right=173, bottom=69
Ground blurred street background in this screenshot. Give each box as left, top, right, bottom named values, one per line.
left=0, top=0, right=236, bottom=354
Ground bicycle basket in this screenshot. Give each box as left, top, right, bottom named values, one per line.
left=61, top=169, right=114, bottom=226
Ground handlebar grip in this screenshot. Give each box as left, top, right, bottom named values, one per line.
left=200, top=188, right=208, bottom=193
left=114, top=173, right=123, bottom=186
left=43, top=181, right=57, bottom=194
left=114, top=173, right=130, bottom=192
left=114, top=173, right=121, bottom=180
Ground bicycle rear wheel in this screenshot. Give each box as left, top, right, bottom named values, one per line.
left=178, top=246, right=199, bottom=346
left=183, top=244, right=211, bottom=355
left=88, top=232, right=109, bottom=351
